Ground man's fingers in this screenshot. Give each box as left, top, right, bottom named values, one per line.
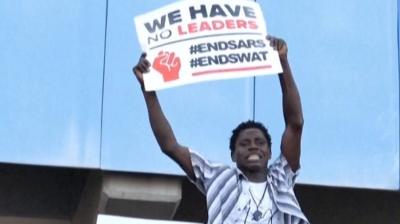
left=143, top=59, right=150, bottom=68
left=270, top=38, right=278, bottom=50
left=267, top=36, right=277, bottom=48
left=134, top=52, right=150, bottom=72
left=134, top=62, right=149, bottom=74
left=266, top=35, right=288, bottom=56
left=140, top=63, right=150, bottom=73
left=268, top=37, right=286, bottom=51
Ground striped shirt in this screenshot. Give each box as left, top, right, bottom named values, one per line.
left=189, top=150, right=310, bottom=224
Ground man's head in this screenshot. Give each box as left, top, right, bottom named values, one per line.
left=230, top=120, right=272, bottom=172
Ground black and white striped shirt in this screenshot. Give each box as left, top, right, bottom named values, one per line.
left=189, top=150, right=310, bottom=224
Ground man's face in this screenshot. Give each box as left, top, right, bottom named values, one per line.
left=232, top=128, right=270, bottom=172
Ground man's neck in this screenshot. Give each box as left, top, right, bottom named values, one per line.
left=242, top=170, right=268, bottom=183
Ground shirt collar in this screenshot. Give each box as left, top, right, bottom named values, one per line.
left=233, top=166, right=272, bottom=184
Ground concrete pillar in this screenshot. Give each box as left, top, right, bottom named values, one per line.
left=100, top=173, right=182, bottom=220
left=72, top=171, right=103, bottom=224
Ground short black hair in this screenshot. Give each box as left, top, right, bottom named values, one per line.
left=229, top=120, right=272, bottom=152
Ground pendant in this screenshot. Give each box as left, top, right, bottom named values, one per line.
left=252, top=210, right=262, bottom=221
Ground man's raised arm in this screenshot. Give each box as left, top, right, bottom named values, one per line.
left=269, top=36, right=304, bottom=172
left=133, top=53, right=195, bottom=179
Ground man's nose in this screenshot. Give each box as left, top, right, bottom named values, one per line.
left=248, top=142, right=258, bottom=151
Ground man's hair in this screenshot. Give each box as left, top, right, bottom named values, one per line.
left=229, top=120, right=272, bottom=152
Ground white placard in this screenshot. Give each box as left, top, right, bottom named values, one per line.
left=134, top=0, right=282, bottom=91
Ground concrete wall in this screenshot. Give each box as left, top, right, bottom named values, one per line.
left=0, top=162, right=398, bottom=224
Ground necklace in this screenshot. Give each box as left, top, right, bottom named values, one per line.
left=248, top=182, right=268, bottom=221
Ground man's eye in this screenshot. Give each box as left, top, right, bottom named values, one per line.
left=256, top=140, right=266, bottom=145
left=239, top=141, right=249, bottom=146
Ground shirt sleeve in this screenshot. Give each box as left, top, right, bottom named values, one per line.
left=268, top=154, right=300, bottom=190
left=188, top=149, right=230, bottom=195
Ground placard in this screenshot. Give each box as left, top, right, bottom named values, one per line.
left=134, top=0, right=282, bottom=91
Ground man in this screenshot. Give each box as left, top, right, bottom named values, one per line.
left=133, top=36, right=309, bottom=224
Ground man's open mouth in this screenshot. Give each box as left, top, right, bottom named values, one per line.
left=247, top=154, right=261, bottom=161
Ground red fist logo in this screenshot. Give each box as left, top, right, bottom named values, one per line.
left=152, top=51, right=181, bottom=82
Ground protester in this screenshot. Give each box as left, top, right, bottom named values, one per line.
left=133, top=36, right=309, bottom=224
